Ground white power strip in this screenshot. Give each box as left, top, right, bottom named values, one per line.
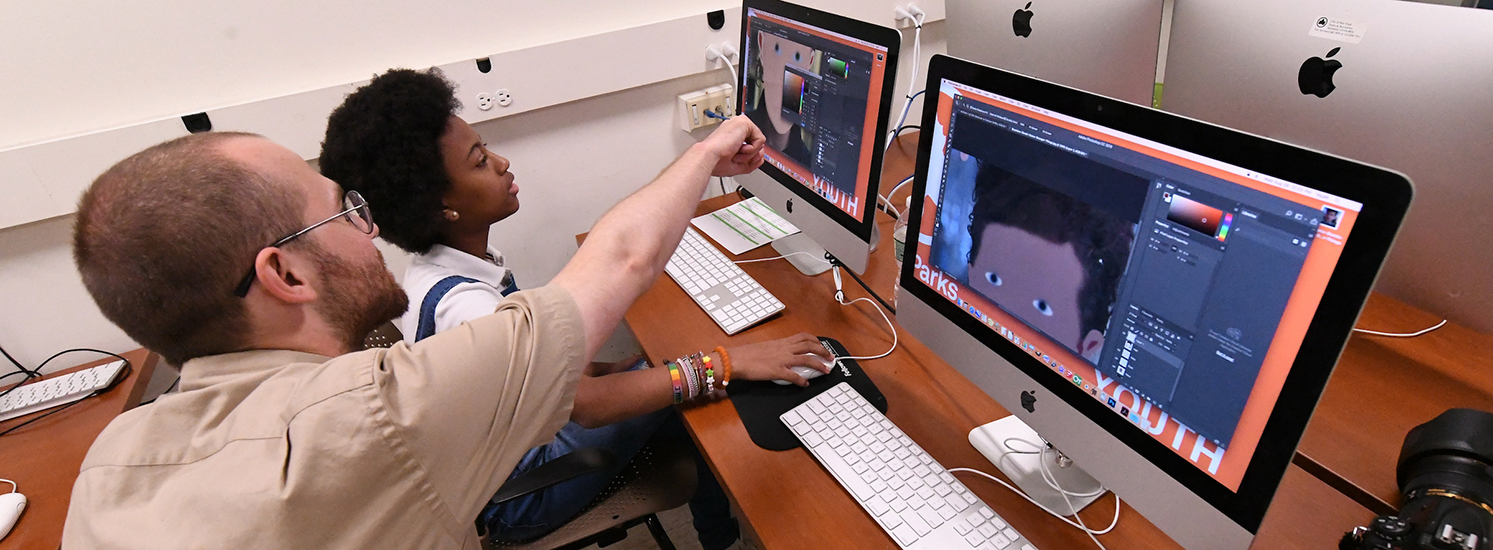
left=0, top=360, right=127, bottom=422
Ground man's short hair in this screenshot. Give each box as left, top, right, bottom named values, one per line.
left=319, top=68, right=460, bottom=254
left=967, top=162, right=1134, bottom=336
left=74, top=132, right=305, bottom=365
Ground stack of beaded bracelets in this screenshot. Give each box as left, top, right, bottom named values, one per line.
left=665, top=349, right=734, bottom=404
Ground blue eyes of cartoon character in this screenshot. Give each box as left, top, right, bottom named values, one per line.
left=1033, top=299, right=1054, bottom=316
left=984, top=271, right=1002, bottom=286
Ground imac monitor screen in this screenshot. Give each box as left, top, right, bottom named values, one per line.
left=898, top=55, right=1411, bottom=548
left=945, top=0, right=1165, bottom=107
left=734, top=0, right=899, bottom=274
left=1160, top=0, right=1493, bottom=333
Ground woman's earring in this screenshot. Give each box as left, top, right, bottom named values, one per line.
left=444, top=209, right=460, bottom=221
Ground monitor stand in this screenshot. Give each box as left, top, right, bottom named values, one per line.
left=771, top=225, right=878, bottom=277
left=968, top=415, right=1105, bottom=516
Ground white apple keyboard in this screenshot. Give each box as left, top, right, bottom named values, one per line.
left=0, top=360, right=127, bottom=422
left=782, top=383, right=1038, bottom=550
left=665, top=227, right=784, bottom=335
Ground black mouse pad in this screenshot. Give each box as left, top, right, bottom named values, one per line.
left=727, top=337, right=888, bottom=451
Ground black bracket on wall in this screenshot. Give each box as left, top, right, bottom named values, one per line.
left=707, top=10, right=725, bottom=30
left=476, top=57, right=492, bottom=73
left=181, top=112, right=212, bottom=133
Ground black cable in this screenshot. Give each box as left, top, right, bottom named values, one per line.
left=719, top=176, right=728, bottom=196
left=0, top=396, right=89, bottom=437
left=0, top=349, right=132, bottom=402
left=140, top=375, right=181, bottom=406
left=826, top=254, right=897, bottom=314
left=0, top=370, right=33, bottom=386
left=0, top=355, right=132, bottom=438
left=0, top=344, right=37, bottom=376
left=895, top=124, right=921, bottom=137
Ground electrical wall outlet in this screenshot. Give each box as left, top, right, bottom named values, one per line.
left=495, top=89, right=513, bottom=107
left=703, top=84, right=734, bottom=119
left=476, top=92, right=495, bottom=111
left=678, top=90, right=710, bottom=132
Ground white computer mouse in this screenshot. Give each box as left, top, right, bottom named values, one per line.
left=772, top=355, right=838, bottom=385
left=0, top=491, right=26, bottom=541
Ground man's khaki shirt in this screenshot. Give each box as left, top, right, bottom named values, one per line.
left=61, top=285, right=584, bottom=549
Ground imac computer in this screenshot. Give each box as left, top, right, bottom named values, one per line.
left=898, top=55, right=1411, bottom=548
left=732, top=0, right=900, bottom=276
left=944, top=0, right=1165, bottom=107
left=1160, top=0, right=1493, bottom=332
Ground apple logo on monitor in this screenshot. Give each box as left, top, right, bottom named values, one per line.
left=1298, top=47, right=1343, bottom=98
left=1012, top=2, right=1034, bottom=38
left=1020, top=390, right=1037, bottom=413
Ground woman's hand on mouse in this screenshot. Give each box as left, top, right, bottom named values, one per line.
left=725, top=332, right=833, bottom=387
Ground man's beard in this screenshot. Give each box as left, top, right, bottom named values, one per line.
left=312, top=245, right=409, bottom=352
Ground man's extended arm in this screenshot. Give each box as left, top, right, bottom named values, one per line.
left=551, top=116, right=766, bottom=361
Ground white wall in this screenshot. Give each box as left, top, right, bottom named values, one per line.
left=0, top=0, right=733, bottom=150
left=0, top=1, right=944, bottom=375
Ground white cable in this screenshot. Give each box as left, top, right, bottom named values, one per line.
left=877, top=13, right=925, bottom=214
left=879, top=175, right=917, bottom=219
left=885, top=14, right=924, bottom=153
left=734, top=251, right=829, bottom=265
left=829, top=265, right=899, bottom=363
left=1353, top=319, right=1447, bottom=338
left=0, top=479, right=15, bottom=493
left=1000, top=438, right=1108, bottom=500
left=1050, top=450, right=1111, bottom=550
left=708, top=43, right=740, bottom=115
left=949, top=467, right=1120, bottom=541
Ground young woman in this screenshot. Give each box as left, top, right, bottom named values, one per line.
left=320, top=68, right=830, bottom=549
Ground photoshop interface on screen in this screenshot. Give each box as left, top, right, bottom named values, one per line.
left=746, top=10, right=883, bottom=217
left=936, top=94, right=1327, bottom=450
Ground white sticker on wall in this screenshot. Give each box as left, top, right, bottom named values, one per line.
left=1308, top=16, right=1367, bottom=44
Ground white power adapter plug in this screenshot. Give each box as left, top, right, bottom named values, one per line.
left=894, top=4, right=926, bottom=27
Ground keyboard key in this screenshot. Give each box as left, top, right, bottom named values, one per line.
left=944, top=494, right=966, bottom=512
left=866, top=496, right=890, bottom=517
left=1003, top=528, right=1020, bottom=542
left=936, top=503, right=959, bottom=521
left=881, top=511, right=903, bottom=528
left=955, top=518, right=973, bottom=535
left=965, top=533, right=986, bottom=547
left=891, top=524, right=919, bottom=546
left=977, top=523, right=999, bottom=538
left=904, top=511, right=932, bottom=536
left=918, top=506, right=943, bottom=528
left=991, top=533, right=1012, bottom=549
left=980, top=507, right=995, bottom=519
left=782, top=409, right=803, bottom=424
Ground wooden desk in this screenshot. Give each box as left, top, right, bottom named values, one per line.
left=1296, top=294, right=1493, bottom=513
left=0, top=349, right=158, bottom=550
left=613, top=135, right=1380, bottom=548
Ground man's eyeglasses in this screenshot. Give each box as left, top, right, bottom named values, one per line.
left=233, top=190, right=374, bottom=297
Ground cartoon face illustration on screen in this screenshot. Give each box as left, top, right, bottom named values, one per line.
left=756, top=31, right=817, bottom=135
left=965, top=163, right=1133, bottom=363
